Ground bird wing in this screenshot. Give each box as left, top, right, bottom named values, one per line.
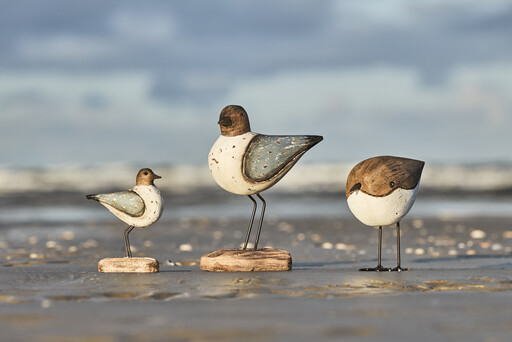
left=242, top=134, right=323, bottom=183
left=87, top=191, right=145, bottom=217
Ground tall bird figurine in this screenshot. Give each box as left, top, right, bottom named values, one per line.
left=209, top=105, right=323, bottom=250
left=346, top=156, right=424, bottom=272
left=86, top=168, right=163, bottom=257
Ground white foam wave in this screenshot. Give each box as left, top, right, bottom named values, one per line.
left=0, top=162, right=511, bottom=194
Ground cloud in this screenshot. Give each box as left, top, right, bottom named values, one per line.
left=1, top=1, right=512, bottom=166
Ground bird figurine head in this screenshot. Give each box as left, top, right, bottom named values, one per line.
left=218, top=105, right=251, bottom=137
left=346, top=156, right=424, bottom=198
left=136, top=168, right=162, bottom=186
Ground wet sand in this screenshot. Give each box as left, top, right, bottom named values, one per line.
left=1, top=214, right=512, bottom=341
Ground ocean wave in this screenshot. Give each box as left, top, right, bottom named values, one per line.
left=0, top=162, right=511, bottom=194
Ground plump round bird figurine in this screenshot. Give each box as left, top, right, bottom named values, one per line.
left=346, top=156, right=424, bottom=271
left=209, top=105, right=323, bottom=250
left=86, top=168, right=163, bottom=257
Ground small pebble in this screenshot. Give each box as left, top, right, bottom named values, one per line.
left=491, top=243, right=503, bottom=251
left=61, top=231, right=75, bottom=240
left=502, top=231, right=512, bottom=239
left=412, top=219, right=424, bottom=229
left=405, top=247, right=414, bottom=254
left=68, top=246, right=78, bottom=253
left=479, top=242, right=491, bottom=249
left=448, top=249, right=458, bottom=256
left=335, top=243, right=355, bottom=251
left=143, top=240, right=153, bottom=247
left=296, top=233, right=305, bottom=241
left=321, top=242, right=333, bottom=249
left=81, top=239, right=98, bottom=248
left=212, top=231, right=223, bottom=240
left=311, top=234, right=321, bottom=242
left=457, top=242, right=466, bottom=249
left=470, top=229, right=486, bottom=239
left=41, top=300, right=52, bottom=309
left=179, top=243, right=193, bottom=252
left=28, top=236, right=38, bottom=245
left=466, top=250, right=476, bottom=255
left=239, top=242, right=254, bottom=249
left=277, top=222, right=294, bottom=233
left=45, top=241, right=57, bottom=248
left=414, top=248, right=425, bottom=255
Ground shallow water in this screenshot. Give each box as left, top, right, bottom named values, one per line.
left=1, top=196, right=511, bottom=225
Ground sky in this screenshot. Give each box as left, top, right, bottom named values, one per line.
left=1, top=0, right=512, bottom=167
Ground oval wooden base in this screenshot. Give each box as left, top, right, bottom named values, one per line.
left=200, top=248, right=292, bottom=272
left=98, top=257, right=159, bottom=273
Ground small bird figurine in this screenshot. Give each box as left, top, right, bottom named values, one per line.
left=346, top=156, right=424, bottom=272
left=86, top=168, right=163, bottom=257
left=208, top=105, right=323, bottom=250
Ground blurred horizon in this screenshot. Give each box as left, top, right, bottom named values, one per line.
left=1, top=1, right=512, bottom=168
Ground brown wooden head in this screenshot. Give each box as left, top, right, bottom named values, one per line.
left=218, top=105, right=251, bottom=137
left=346, top=156, right=425, bottom=198
left=136, top=168, right=161, bottom=186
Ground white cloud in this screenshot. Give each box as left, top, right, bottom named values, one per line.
left=16, top=35, right=113, bottom=64
left=109, top=9, right=176, bottom=42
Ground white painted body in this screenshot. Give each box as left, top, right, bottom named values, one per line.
left=103, top=185, right=163, bottom=228
left=209, top=132, right=274, bottom=195
left=347, top=184, right=419, bottom=227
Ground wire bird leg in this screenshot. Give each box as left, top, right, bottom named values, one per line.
left=360, top=226, right=391, bottom=272
left=123, top=225, right=135, bottom=257
left=242, top=195, right=258, bottom=250
left=253, top=193, right=266, bottom=250
left=391, top=221, right=409, bottom=272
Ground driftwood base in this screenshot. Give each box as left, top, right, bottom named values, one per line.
left=98, top=257, right=159, bottom=273
left=200, top=248, right=292, bottom=272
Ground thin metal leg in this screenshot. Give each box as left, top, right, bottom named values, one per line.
left=391, top=221, right=408, bottom=272
left=123, top=225, right=135, bottom=257
left=377, top=226, right=383, bottom=267
left=242, top=195, right=257, bottom=250
left=360, top=226, right=390, bottom=272
left=253, top=193, right=266, bottom=250
left=396, top=221, right=401, bottom=267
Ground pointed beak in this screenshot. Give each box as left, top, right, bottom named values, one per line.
left=218, top=116, right=232, bottom=127
left=349, top=182, right=362, bottom=193
left=153, top=174, right=162, bottom=179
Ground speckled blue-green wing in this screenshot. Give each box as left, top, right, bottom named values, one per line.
left=86, top=191, right=145, bottom=217
left=243, top=134, right=323, bottom=183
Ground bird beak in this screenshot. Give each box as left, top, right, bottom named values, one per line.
left=218, top=116, right=232, bottom=127
left=153, top=174, right=162, bottom=179
left=349, top=182, right=362, bottom=193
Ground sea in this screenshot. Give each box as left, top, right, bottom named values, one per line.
left=0, top=162, right=511, bottom=226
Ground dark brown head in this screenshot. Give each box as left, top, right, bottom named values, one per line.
left=218, top=105, right=251, bottom=137
left=136, top=168, right=162, bottom=186
left=346, top=156, right=425, bottom=198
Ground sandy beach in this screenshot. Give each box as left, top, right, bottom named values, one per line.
left=1, top=189, right=511, bottom=342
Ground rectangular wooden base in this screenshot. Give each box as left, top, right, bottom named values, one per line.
left=98, top=257, right=159, bottom=273
left=200, top=248, right=292, bottom=272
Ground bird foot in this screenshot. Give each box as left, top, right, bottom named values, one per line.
left=359, top=265, right=391, bottom=272
left=390, top=266, right=410, bottom=272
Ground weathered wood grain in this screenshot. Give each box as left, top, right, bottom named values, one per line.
left=98, top=257, right=159, bottom=273
left=200, top=248, right=292, bottom=272
left=346, top=156, right=425, bottom=198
